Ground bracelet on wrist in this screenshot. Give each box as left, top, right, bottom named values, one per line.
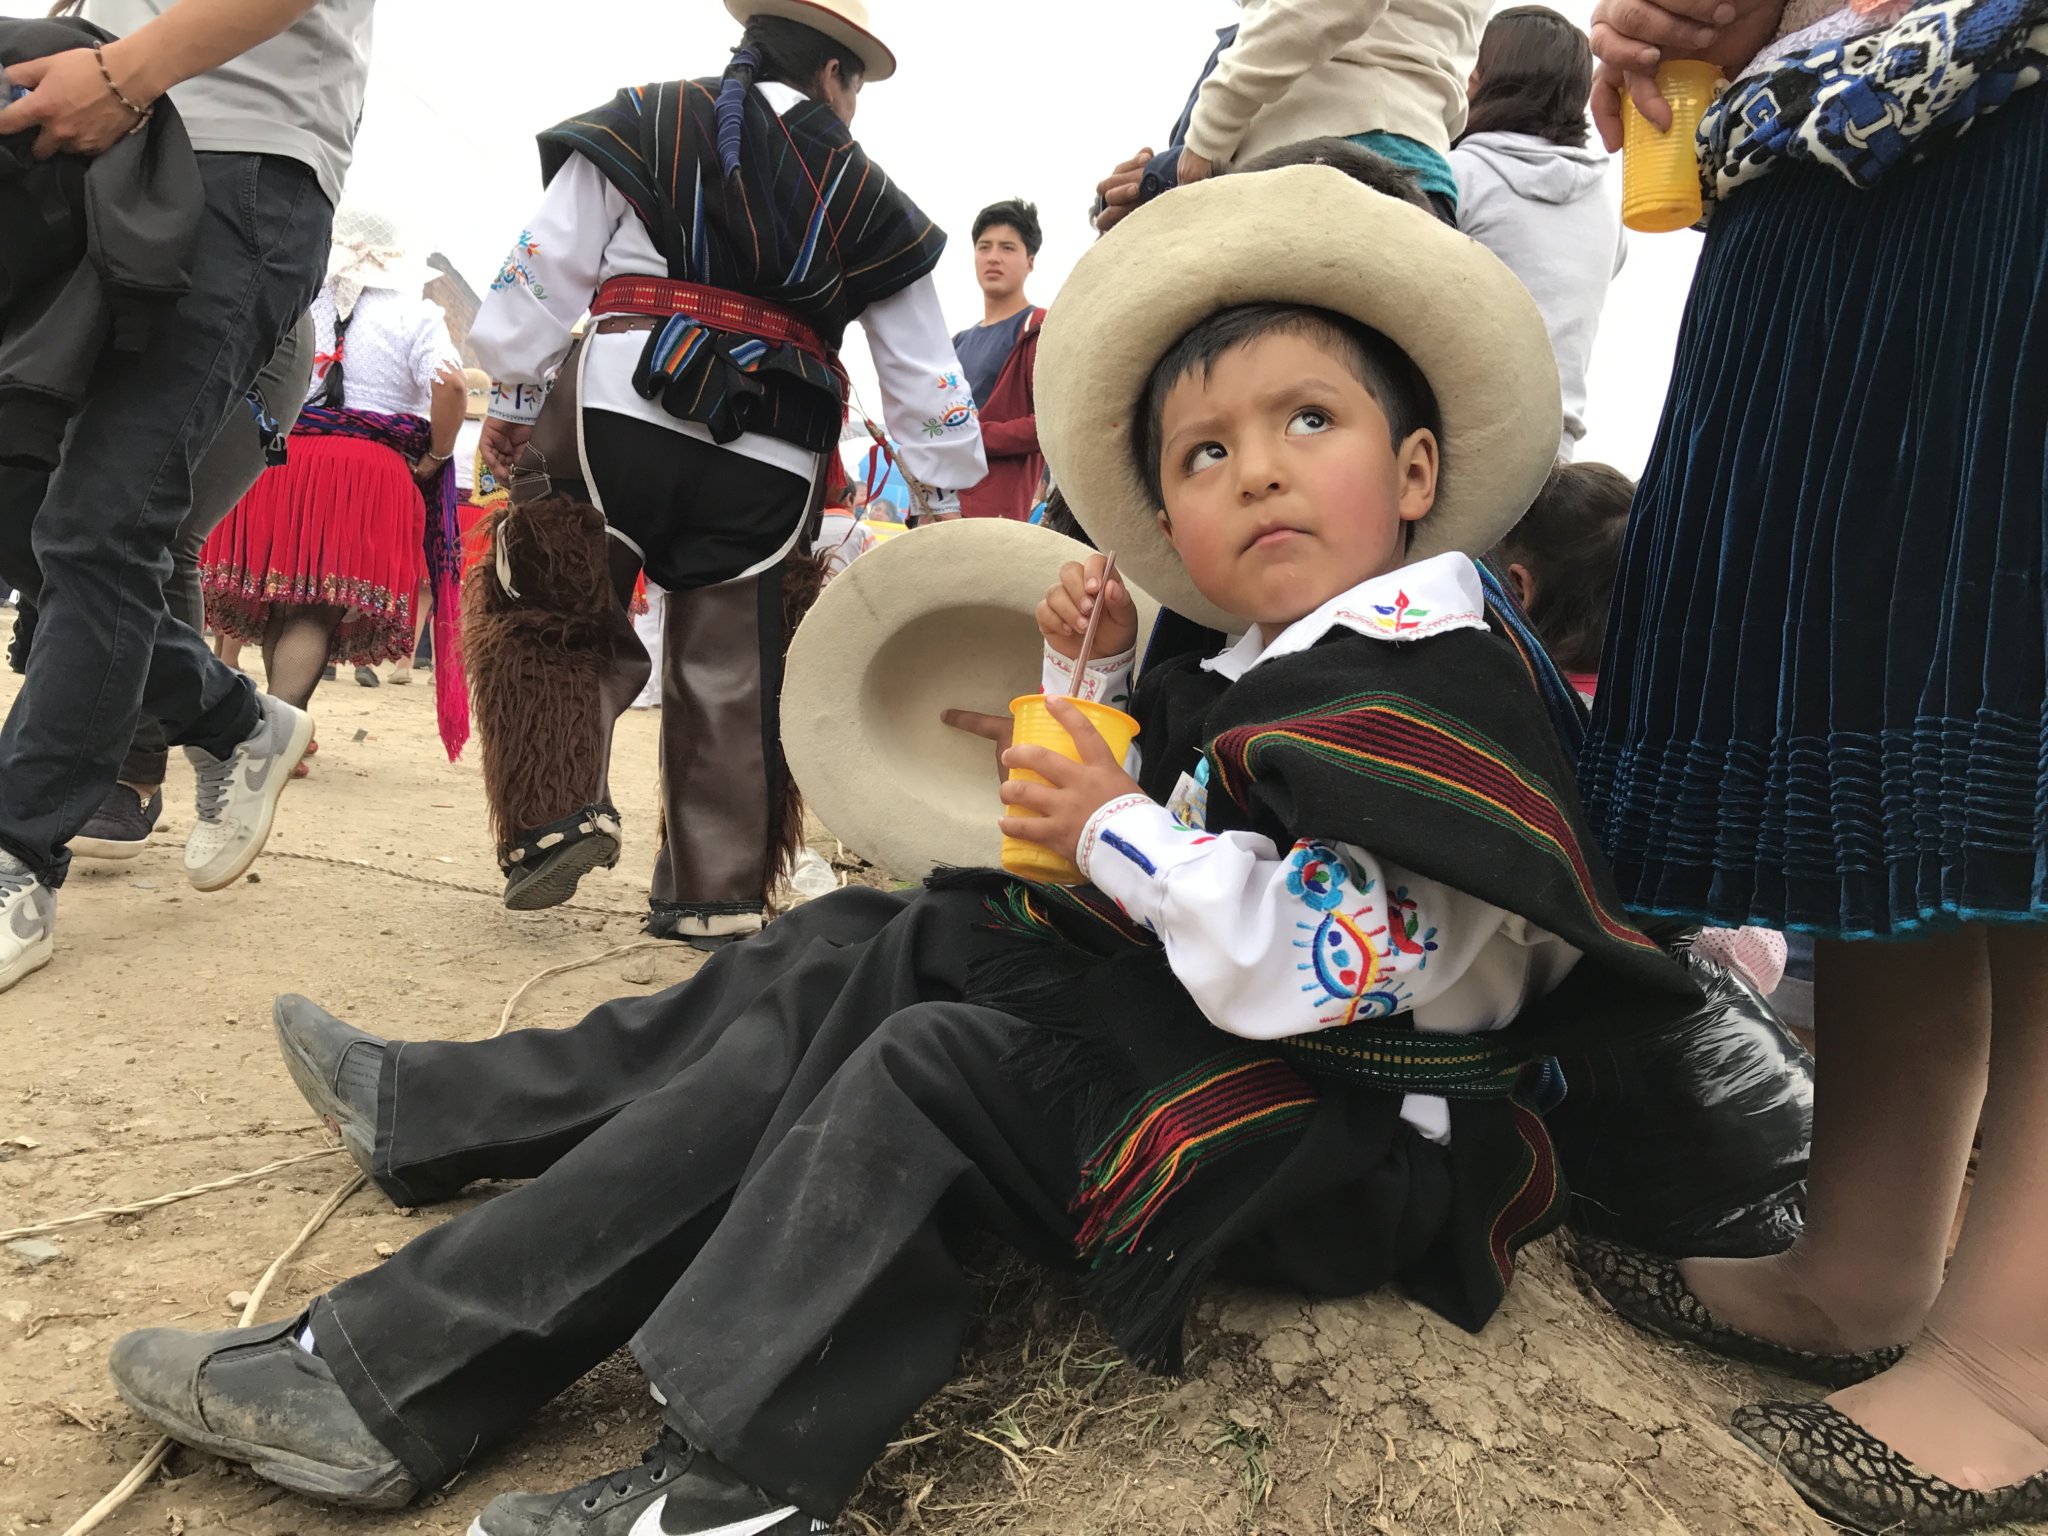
left=93, top=43, right=154, bottom=136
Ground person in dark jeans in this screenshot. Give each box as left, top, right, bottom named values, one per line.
left=62, top=314, right=315, bottom=860
left=0, top=0, right=375, bottom=995
left=0, top=154, right=328, bottom=992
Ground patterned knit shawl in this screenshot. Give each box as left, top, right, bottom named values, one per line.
left=292, top=404, right=468, bottom=761
left=1700, top=0, right=2048, bottom=200
left=947, top=597, right=1698, bottom=1371
left=536, top=80, right=947, bottom=449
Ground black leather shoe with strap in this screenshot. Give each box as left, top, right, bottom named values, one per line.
left=1732, top=1400, right=2048, bottom=1533
left=1569, top=1234, right=1905, bottom=1390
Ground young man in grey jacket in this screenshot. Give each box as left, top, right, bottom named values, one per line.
left=0, top=0, right=375, bottom=995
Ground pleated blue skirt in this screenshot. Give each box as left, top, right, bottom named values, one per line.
left=1580, top=85, right=2048, bottom=939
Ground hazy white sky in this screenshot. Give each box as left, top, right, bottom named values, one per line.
left=18, top=0, right=1703, bottom=475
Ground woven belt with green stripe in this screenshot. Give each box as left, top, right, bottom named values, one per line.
left=1277, top=1021, right=1540, bottom=1097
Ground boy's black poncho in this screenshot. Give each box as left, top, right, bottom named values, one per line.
left=941, top=585, right=1701, bottom=1371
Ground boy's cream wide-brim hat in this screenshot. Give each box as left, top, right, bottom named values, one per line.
left=783, top=520, right=1158, bottom=880
left=725, top=0, right=897, bottom=81
left=1037, top=165, right=1562, bottom=633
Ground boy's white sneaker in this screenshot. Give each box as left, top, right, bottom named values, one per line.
left=183, top=694, right=314, bottom=892
left=0, top=850, right=55, bottom=994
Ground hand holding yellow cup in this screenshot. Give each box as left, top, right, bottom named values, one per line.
left=998, top=693, right=1142, bottom=884
left=1621, top=60, right=1722, bottom=234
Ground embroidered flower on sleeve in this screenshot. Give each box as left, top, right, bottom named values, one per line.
left=1285, top=842, right=1349, bottom=910
left=1386, top=885, right=1441, bottom=966
left=491, top=230, right=549, bottom=300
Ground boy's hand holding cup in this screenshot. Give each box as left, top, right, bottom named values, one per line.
left=940, top=555, right=1146, bottom=882
left=1001, top=555, right=1144, bottom=879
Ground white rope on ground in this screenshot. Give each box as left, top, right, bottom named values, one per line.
left=263, top=849, right=644, bottom=918
left=493, top=939, right=670, bottom=1037
left=6, top=940, right=682, bottom=1240
left=34, top=937, right=675, bottom=1529
left=59, top=1170, right=367, bottom=1536
left=0, top=1149, right=342, bottom=1243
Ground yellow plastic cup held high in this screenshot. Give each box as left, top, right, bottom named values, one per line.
left=1621, top=60, right=1722, bottom=234
left=999, top=693, right=1143, bottom=885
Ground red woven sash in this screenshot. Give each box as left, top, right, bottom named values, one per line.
left=591, top=276, right=833, bottom=370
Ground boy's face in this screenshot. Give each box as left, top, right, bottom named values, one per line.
left=1154, top=330, right=1438, bottom=639
left=974, top=225, right=1034, bottom=302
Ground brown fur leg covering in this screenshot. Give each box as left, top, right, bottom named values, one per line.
left=463, top=496, right=618, bottom=856
left=766, top=549, right=831, bottom=892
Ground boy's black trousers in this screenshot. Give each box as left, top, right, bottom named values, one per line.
left=309, top=887, right=1450, bottom=1517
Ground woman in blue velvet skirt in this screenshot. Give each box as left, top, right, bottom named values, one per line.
left=1567, top=0, right=2048, bottom=1526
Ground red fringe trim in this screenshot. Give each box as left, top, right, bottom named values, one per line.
left=199, top=435, right=427, bottom=663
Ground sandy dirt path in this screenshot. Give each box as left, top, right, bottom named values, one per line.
left=0, top=616, right=2025, bottom=1536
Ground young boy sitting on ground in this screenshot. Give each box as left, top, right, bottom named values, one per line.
left=105, top=166, right=1697, bottom=1536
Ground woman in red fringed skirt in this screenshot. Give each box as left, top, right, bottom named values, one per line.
left=201, top=210, right=465, bottom=732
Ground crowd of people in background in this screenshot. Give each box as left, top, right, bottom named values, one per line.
left=2, top=0, right=2045, bottom=1533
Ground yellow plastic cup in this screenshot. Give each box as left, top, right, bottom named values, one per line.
left=1621, top=60, right=1722, bottom=234
left=999, top=693, right=1143, bottom=885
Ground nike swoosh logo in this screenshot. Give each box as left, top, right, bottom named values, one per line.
left=242, top=756, right=273, bottom=794
left=10, top=896, right=46, bottom=941
left=627, top=1500, right=802, bottom=1536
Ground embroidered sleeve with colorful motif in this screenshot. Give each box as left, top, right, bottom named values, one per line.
left=860, top=274, right=989, bottom=511
left=1074, top=796, right=1575, bottom=1044
left=471, top=156, right=624, bottom=424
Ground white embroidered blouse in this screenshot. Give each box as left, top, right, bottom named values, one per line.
left=308, top=288, right=460, bottom=419
left=1044, top=552, right=1582, bottom=1144
left=468, top=82, right=987, bottom=512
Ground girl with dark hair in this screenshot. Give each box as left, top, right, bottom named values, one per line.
left=462, top=0, right=985, bottom=940
left=1450, top=6, right=1624, bottom=458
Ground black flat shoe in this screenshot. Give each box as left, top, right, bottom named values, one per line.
left=272, top=995, right=386, bottom=1182
left=108, top=1316, right=417, bottom=1508
left=1569, top=1234, right=1904, bottom=1390
left=1732, top=1400, right=2048, bottom=1533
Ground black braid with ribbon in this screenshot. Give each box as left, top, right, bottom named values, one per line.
left=714, top=17, right=863, bottom=177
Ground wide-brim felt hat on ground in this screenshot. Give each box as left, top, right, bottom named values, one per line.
left=783, top=519, right=1158, bottom=880
left=1036, top=165, right=1562, bottom=633
left=725, top=0, right=897, bottom=81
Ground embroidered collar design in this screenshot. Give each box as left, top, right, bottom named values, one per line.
left=1200, top=552, right=1488, bottom=682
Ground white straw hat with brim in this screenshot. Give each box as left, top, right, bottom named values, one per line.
left=726, top=0, right=897, bottom=81
left=326, top=206, right=432, bottom=315
left=1036, top=165, right=1562, bottom=633
left=783, top=519, right=1158, bottom=881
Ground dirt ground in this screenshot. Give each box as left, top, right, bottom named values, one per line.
left=0, top=617, right=2031, bottom=1536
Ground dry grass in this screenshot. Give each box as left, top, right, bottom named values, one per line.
left=845, top=1256, right=1171, bottom=1535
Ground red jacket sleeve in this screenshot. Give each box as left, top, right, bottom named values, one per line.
left=980, top=412, right=1039, bottom=458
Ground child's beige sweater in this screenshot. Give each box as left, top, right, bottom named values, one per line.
left=1185, top=0, right=1489, bottom=165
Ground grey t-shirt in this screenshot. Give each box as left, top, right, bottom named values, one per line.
left=81, top=0, right=374, bottom=207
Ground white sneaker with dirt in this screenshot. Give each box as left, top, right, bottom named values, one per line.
left=183, top=694, right=315, bottom=892
left=0, top=850, right=56, bottom=994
